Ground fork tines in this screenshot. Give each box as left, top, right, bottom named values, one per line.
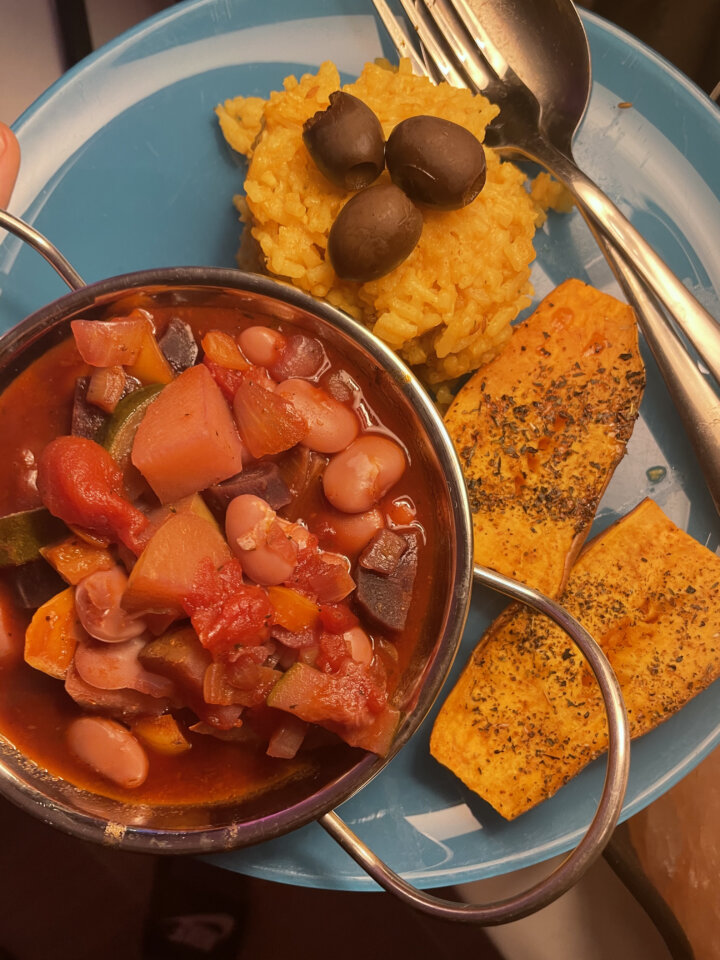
left=371, top=0, right=502, bottom=97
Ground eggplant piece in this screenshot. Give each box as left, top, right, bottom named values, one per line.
left=355, top=532, right=418, bottom=632
left=358, top=529, right=408, bottom=576
left=159, top=317, right=199, bottom=374
left=204, top=462, right=292, bottom=516
left=72, top=374, right=143, bottom=439
left=71, top=376, right=108, bottom=439
left=0, top=507, right=68, bottom=568
left=138, top=626, right=210, bottom=700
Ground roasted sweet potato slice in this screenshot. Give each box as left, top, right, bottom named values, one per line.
left=444, top=278, right=645, bottom=598
left=430, top=499, right=720, bottom=820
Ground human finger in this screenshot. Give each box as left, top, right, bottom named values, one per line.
left=0, top=123, right=21, bottom=208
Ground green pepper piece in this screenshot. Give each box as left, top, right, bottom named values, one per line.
left=100, top=383, right=164, bottom=499
left=0, top=507, right=68, bottom=568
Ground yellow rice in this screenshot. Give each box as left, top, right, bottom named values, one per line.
left=217, top=60, right=554, bottom=385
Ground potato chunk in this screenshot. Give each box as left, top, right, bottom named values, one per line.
left=131, top=364, right=244, bottom=503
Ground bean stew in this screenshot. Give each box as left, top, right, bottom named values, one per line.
left=0, top=283, right=455, bottom=811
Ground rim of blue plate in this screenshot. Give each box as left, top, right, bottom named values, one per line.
left=2, top=0, right=719, bottom=892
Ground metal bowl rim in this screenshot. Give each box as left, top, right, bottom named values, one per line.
left=0, top=266, right=474, bottom=854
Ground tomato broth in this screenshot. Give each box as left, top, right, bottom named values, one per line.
left=0, top=288, right=451, bottom=808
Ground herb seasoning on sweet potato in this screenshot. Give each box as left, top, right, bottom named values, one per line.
left=430, top=498, right=720, bottom=820
left=444, top=278, right=645, bottom=599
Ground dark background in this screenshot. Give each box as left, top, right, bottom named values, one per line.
left=584, top=0, right=720, bottom=94
left=0, top=2, right=716, bottom=959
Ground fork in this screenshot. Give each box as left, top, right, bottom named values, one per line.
left=371, top=0, right=720, bottom=513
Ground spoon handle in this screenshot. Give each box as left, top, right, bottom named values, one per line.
left=0, top=209, right=84, bottom=291
left=521, top=138, right=720, bottom=513
left=602, top=239, right=720, bottom=514
left=529, top=139, right=720, bottom=385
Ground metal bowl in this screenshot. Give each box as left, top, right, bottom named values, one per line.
left=0, top=266, right=474, bottom=852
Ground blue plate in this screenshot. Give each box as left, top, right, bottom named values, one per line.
left=1, top=0, right=719, bottom=892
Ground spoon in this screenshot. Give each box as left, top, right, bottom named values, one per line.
left=376, top=0, right=720, bottom=513
left=467, top=0, right=720, bottom=512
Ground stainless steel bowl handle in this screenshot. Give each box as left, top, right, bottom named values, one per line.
left=320, top=564, right=630, bottom=925
left=0, top=209, right=85, bottom=290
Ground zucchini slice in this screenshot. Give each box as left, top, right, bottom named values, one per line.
left=0, top=507, right=68, bottom=568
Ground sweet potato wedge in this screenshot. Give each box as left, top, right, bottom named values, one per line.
left=430, top=499, right=720, bottom=820
left=24, top=587, right=86, bottom=679
left=444, top=278, right=645, bottom=598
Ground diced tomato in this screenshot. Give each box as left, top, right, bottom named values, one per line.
left=266, top=659, right=388, bottom=730
left=71, top=316, right=146, bottom=367
left=185, top=555, right=245, bottom=612
left=289, top=548, right=355, bottom=603
left=192, top=586, right=272, bottom=656
left=185, top=557, right=273, bottom=661
left=316, top=631, right=350, bottom=672
left=319, top=602, right=359, bottom=634
left=326, top=656, right=389, bottom=717
left=233, top=373, right=308, bottom=458
left=202, top=357, right=246, bottom=403
left=37, top=436, right=148, bottom=554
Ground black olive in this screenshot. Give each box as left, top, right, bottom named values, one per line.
left=386, top=115, right=487, bottom=210
left=303, top=91, right=385, bottom=191
left=327, top=183, right=423, bottom=282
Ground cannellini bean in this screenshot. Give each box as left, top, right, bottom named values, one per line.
left=225, top=494, right=298, bottom=585
left=67, top=716, right=149, bottom=789
left=75, top=567, right=147, bottom=643
left=276, top=379, right=359, bottom=453
left=344, top=626, right=373, bottom=664
left=74, top=636, right=175, bottom=699
left=323, top=435, right=406, bottom=513
left=313, top=507, right=385, bottom=557
left=238, top=326, right=286, bottom=367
